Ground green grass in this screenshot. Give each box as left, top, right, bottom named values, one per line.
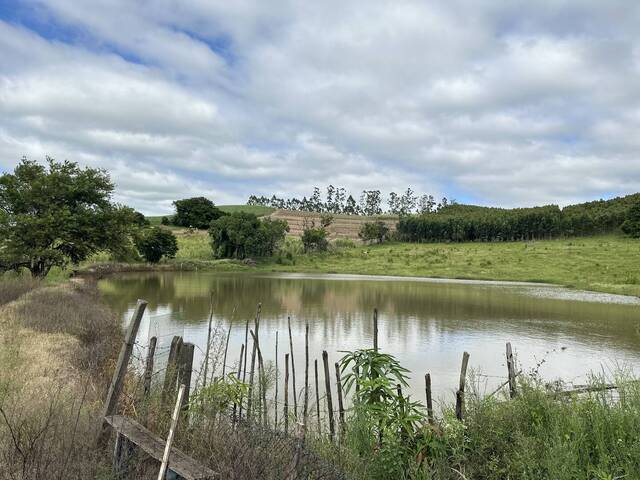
left=147, top=205, right=275, bottom=225
left=160, top=232, right=640, bottom=296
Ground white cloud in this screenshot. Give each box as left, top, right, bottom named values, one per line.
left=1, top=1, right=639, bottom=214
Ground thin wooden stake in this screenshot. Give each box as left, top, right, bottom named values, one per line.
left=233, top=343, right=244, bottom=425
left=98, top=299, right=147, bottom=445
left=315, top=359, right=321, bottom=433
left=303, top=323, right=309, bottom=437
left=373, top=308, right=379, bottom=352
left=335, top=362, right=345, bottom=436
left=425, top=373, right=434, bottom=425
left=288, top=316, right=298, bottom=417
left=506, top=342, right=517, bottom=399
left=285, top=353, right=290, bottom=434
left=455, top=351, right=470, bottom=421
left=247, top=329, right=258, bottom=421
left=157, top=384, right=186, bottom=480
left=202, top=292, right=215, bottom=386
left=323, top=351, right=335, bottom=441
left=143, top=336, right=157, bottom=397
left=221, top=318, right=233, bottom=379
left=275, top=331, right=279, bottom=427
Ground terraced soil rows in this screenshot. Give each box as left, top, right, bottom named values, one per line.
left=269, top=209, right=397, bottom=241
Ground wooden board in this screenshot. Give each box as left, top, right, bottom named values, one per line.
left=105, top=415, right=217, bottom=480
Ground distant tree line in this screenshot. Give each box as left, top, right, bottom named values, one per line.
left=397, top=194, right=640, bottom=242
left=247, top=186, right=453, bottom=216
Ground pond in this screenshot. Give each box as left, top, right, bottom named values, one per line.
left=99, top=271, right=640, bottom=407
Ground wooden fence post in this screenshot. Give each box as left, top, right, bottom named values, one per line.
left=425, top=373, right=434, bottom=425
left=285, top=353, right=290, bottom=434
left=275, top=332, right=279, bottom=427
left=455, top=351, right=470, bottom=421
left=177, top=342, right=194, bottom=411
left=323, top=351, right=335, bottom=441
left=506, top=342, right=517, bottom=399
left=303, top=323, right=309, bottom=437
left=335, top=362, right=345, bottom=436
left=373, top=308, right=379, bottom=352
left=98, top=299, right=147, bottom=445
left=143, top=336, right=157, bottom=398
left=288, top=316, right=298, bottom=417
left=162, top=336, right=183, bottom=403
left=314, top=359, right=321, bottom=433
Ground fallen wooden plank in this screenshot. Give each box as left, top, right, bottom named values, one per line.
left=105, top=415, right=217, bottom=480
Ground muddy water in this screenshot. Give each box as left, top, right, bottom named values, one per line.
left=99, top=271, right=640, bottom=405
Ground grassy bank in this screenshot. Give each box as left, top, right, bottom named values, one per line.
left=0, top=277, right=119, bottom=478
left=149, top=230, right=640, bottom=296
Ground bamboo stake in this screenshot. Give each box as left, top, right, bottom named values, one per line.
left=323, top=351, right=335, bottom=441
left=425, top=373, right=434, bottom=425
left=335, top=362, right=345, bottom=436
left=157, top=384, right=186, bottom=480
left=285, top=353, right=290, bottom=434
left=247, top=329, right=258, bottom=421
left=303, top=323, right=309, bottom=437
left=315, top=359, right=321, bottom=433
left=288, top=316, right=298, bottom=417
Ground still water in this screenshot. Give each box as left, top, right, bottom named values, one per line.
left=99, top=271, right=640, bottom=405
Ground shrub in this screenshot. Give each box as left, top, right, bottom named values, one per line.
left=161, top=216, right=170, bottom=225
left=173, top=197, right=225, bottom=229
left=302, top=228, right=329, bottom=252
left=209, top=212, right=288, bottom=259
left=359, top=220, right=390, bottom=244
left=135, top=227, right=179, bottom=263
left=621, top=201, right=640, bottom=238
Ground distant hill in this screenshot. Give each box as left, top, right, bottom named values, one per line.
left=148, top=205, right=275, bottom=225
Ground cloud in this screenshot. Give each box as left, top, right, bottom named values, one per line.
left=0, top=1, right=639, bottom=214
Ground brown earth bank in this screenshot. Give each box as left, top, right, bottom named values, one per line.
left=269, top=209, right=397, bottom=241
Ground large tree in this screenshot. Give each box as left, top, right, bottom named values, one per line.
left=0, top=157, right=136, bottom=277
left=172, top=196, right=225, bottom=229
left=209, top=212, right=288, bottom=259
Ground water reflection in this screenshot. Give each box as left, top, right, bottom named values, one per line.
left=99, top=272, right=640, bottom=404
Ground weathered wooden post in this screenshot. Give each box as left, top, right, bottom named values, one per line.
left=143, top=336, right=157, bottom=398
left=285, top=353, right=290, bottom=434
left=335, top=362, right=345, bottom=436
left=202, top=292, right=215, bottom=386
left=425, top=373, right=434, bottom=425
left=323, top=351, right=335, bottom=441
left=314, top=359, right=321, bottom=433
left=373, top=308, right=379, bottom=352
left=288, top=316, right=298, bottom=417
left=303, top=323, right=309, bottom=437
left=233, top=343, right=244, bottom=425
left=275, top=331, right=279, bottom=427
left=455, top=351, right=470, bottom=421
left=162, top=336, right=183, bottom=403
left=177, top=342, right=194, bottom=411
left=98, top=299, right=147, bottom=445
left=506, top=342, right=517, bottom=399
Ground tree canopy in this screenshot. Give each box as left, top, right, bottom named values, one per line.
left=173, top=197, right=225, bottom=229
left=621, top=201, right=640, bottom=238
left=135, top=226, right=178, bottom=263
left=209, top=212, right=288, bottom=259
left=0, top=157, right=136, bottom=277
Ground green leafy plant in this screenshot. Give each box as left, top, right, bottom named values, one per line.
left=134, top=227, right=178, bottom=263
left=359, top=220, right=390, bottom=244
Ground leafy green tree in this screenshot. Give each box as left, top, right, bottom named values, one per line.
left=173, top=197, right=225, bottom=229
left=0, top=157, right=136, bottom=277
left=135, top=227, right=178, bottom=263
left=209, top=212, right=287, bottom=259
left=160, top=216, right=170, bottom=225
left=621, top=201, right=640, bottom=238
left=359, top=220, right=390, bottom=244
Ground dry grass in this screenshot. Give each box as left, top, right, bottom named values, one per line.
left=0, top=275, right=40, bottom=306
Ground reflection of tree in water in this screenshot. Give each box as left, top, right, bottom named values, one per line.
left=99, top=273, right=640, bottom=352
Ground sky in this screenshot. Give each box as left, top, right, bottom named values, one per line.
left=1, top=1, right=639, bottom=215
